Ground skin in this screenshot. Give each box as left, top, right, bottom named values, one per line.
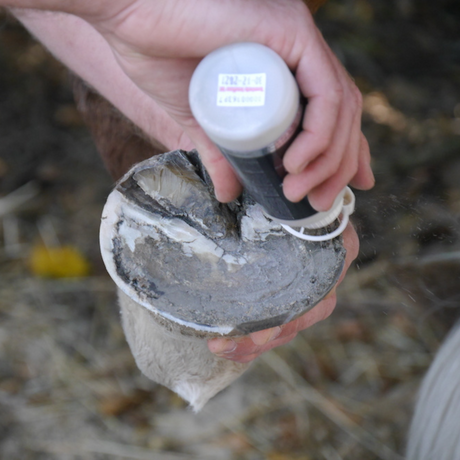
left=209, top=223, right=359, bottom=363
left=7, top=0, right=374, bottom=207
left=7, top=0, right=369, bottom=362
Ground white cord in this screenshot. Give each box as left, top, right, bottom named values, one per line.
left=280, top=187, right=355, bottom=242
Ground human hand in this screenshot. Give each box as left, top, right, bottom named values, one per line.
left=11, top=0, right=374, bottom=206
left=58, top=0, right=374, bottom=208
left=11, top=1, right=363, bottom=365
left=207, top=223, right=359, bottom=363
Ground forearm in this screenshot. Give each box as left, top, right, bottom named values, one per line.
left=11, top=8, right=188, bottom=151
left=3, top=0, right=131, bottom=21
left=5, top=0, right=328, bottom=15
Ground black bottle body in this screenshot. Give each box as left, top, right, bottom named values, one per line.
left=218, top=105, right=316, bottom=222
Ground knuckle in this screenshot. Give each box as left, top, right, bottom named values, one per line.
left=281, top=332, right=298, bottom=345
left=360, top=134, right=370, bottom=155
left=233, top=353, right=258, bottom=364
left=319, top=296, right=337, bottom=321
left=350, top=84, right=363, bottom=111
left=346, top=149, right=359, bottom=176
left=313, top=133, right=332, bottom=156
left=355, top=88, right=363, bottom=110
left=329, top=84, right=344, bottom=102
left=322, top=152, right=341, bottom=178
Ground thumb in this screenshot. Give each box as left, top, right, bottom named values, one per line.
left=184, top=123, right=243, bottom=202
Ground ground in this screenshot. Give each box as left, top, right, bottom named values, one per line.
left=1, top=1, right=460, bottom=459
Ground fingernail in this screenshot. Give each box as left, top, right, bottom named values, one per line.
left=269, top=326, right=283, bottom=342
left=215, top=190, right=235, bottom=204
left=369, top=166, right=376, bottom=186
left=324, top=287, right=337, bottom=300
left=250, top=327, right=282, bottom=346
left=214, top=190, right=224, bottom=203
left=296, top=160, right=309, bottom=173
left=209, top=338, right=237, bottom=354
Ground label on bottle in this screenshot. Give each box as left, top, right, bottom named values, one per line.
left=217, top=73, right=266, bottom=107
left=217, top=101, right=317, bottom=221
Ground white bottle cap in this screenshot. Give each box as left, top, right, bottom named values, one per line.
left=271, top=188, right=347, bottom=229
left=189, top=42, right=300, bottom=152
left=280, top=187, right=356, bottom=242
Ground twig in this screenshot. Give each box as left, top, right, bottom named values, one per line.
left=397, top=251, right=460, bottom=266
left=28, top=439, right=208, bottom=460
left=260, top=351, right=404, bottom=460
left=37, top=215, right=60, bottom=247
left=2, top=214, right=26, bottom=257
left=0, top=181, right=39, bottom=217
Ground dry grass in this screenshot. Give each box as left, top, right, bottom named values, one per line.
left=2, top=1, right=460, bottom=459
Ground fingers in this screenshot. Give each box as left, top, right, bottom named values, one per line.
left=282, top=31, right=374, bottom=210
left=96, top=0, right=372, bottom=207
left=208, top=223, right=359, bottom=363
left=182, top=122, right=243, bottom=202
left=283, top=86, right=361, bottom=209
left=208, top=293, right=337, bottom=363
left=297, top=100, right=364, bottom=210
left=125, top=56, right=243, bottom=203
left=199, top=150, right=243, bottom=203
left=282, top=39, right=342, bottom=178
left=99, top=0, right=373, bottom=208
left=349, top=133, right=375, bottom=190
left=208, top=329, right=299, bottom=363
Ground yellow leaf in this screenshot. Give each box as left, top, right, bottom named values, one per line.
left=29, top=244, right=90, bottom=278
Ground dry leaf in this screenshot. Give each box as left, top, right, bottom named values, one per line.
left=29, top=244, right=90, bottom=278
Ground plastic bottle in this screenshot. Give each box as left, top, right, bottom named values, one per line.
left=189, top=42, right=350, bottom=232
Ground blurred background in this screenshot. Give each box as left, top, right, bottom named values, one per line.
left=1, top=1, right=460, bottom=458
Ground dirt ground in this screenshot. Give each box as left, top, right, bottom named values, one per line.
left=1, top=1, right=460, bottom=459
